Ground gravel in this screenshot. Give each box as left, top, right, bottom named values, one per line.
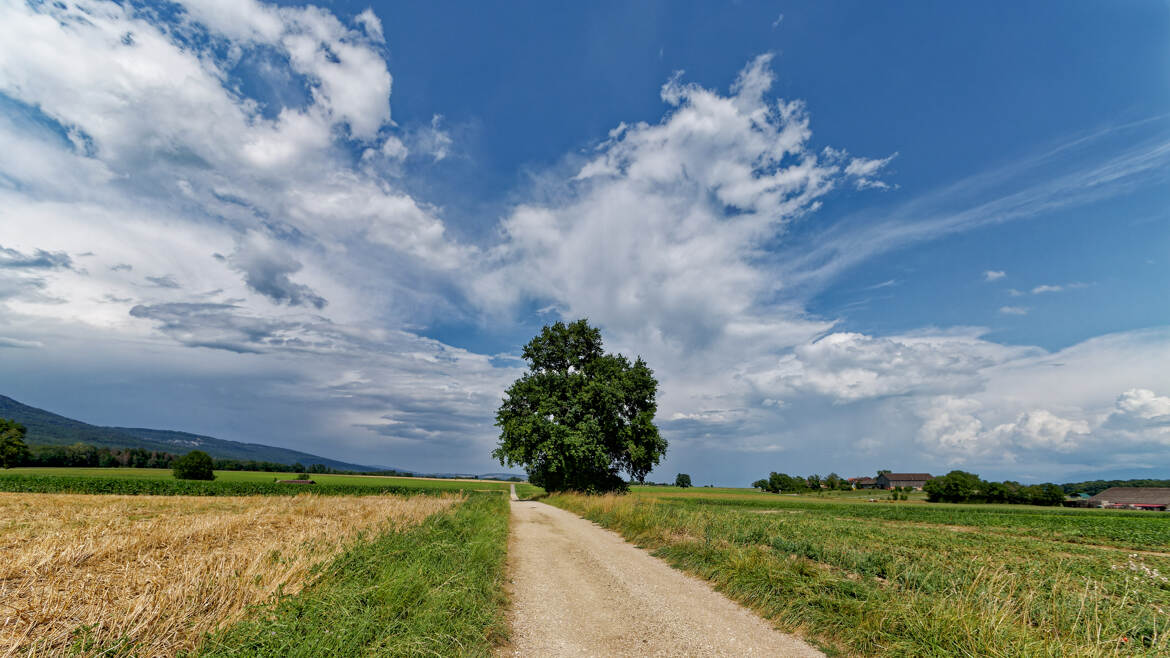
left=499, top=496, right=824, bottom=657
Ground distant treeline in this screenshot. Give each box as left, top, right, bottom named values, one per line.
left=752, top=472, right=853, bottom=493
left=925, top=471, right=1064, bottom=506
left=21, top=442, right=415, bottom=477
left=1060, top=479, right=1170, bottom=496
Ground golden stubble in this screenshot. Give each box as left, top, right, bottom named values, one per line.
left=0, top=492, right=460, bottom=656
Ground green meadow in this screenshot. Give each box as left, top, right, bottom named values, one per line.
left=550, top=487, right=1170, bottom=656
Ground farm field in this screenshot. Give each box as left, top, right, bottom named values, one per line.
left=549, top=490, right=1170, bottom=656
left=0, top=467, right=545, bottom=498
left=0, top=491, right=461, bottom=655
left=630, top=486, right=1170, bottom=551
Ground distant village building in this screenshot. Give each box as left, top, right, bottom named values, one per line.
left=851, top=477, right=878, bottom=489
left=1087, top=487, right=1170, bottom=511
left=875, top=473, right=933, bottom=490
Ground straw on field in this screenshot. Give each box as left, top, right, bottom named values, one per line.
left=0, top=492, right=459, bottom=656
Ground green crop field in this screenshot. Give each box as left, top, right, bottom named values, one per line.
left=549, top=488, right=1170, bottom=656
left=2, top=463, right=540, bottom=489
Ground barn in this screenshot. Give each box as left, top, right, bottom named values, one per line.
left=1087, top=487, right=1170, bottom=511
left=875, top=473, right=933, bottom=490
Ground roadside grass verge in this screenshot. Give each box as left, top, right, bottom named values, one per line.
left=548, top=493, right=1170, bottom=657
left=1, top=492, right=457, bottom=655
left=198, top=492, right=510, bottom=657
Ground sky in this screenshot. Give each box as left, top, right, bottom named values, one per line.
left=1, top=0, right=1168, bottom=484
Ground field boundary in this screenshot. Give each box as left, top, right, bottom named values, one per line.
left=197, top=492, right=510, bottom=656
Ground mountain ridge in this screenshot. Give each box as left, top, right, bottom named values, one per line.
left=0, top=394, right=378, bottom=472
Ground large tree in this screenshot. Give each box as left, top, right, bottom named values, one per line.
left=492, top=319, right=665, bottom=493
left=0, top=418, right=30, bottom=469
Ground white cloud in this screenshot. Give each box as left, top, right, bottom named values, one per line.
left=761, top=330, right=1033, bottom=401
left=843, top=153, right=898, bottom=190
left=0, top=0, right=496, bottom=469
left=994, top=409, right=1089, bottom=452
left=410, top=114, right=454, bottom=162
left=983, top=270, right=1006, bottom=281
left=1116, top=388, right=1170, bottom=420
left=1031, top=284, right=1063, bottom=294
left=999, top=306, right=1029, bottom=315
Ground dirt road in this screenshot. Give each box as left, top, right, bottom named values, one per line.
left=500, top=497, right=823, bottom=657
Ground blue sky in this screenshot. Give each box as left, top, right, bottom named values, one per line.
left=0, top=0, right=1168, bottom=484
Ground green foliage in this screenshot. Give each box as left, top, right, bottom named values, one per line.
left=674, top=473, right=692, bottom=488
left=1060, top=478, right=1170, bottom=496
left=754, top=472, right=815, bottom=493
left=200, top=494, right=509, bottom=657
left=925, top=470, right=1067, bottom=505
left=492, top=319, right=666, bottom=493
left=0, top=417, right=30, bottom=469
left=172, top=450, right=216, bottom=480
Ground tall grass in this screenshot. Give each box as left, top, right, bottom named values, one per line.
left=549, top=493, right=1170, bottom=656
left=199, top=493, right=510, bottom=657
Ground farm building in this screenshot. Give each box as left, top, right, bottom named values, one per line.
left=851, top=477, right=878, bottom=489
left=1087, top=487, right=1170, bottom=511
left=875, top=473, right=933, bottom=490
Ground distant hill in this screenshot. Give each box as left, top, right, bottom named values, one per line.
left=0, top=395, right=375, bottom=472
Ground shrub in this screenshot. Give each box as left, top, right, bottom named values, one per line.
left=0, top=418, right=30, bottom=469
left=172, top=450, right=215, bottom=480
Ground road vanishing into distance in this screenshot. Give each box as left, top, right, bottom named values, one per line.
left=501, top=486, right=822, bottom=657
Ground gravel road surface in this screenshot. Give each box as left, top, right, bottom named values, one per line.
left=499, top=496, right=823, bottom=657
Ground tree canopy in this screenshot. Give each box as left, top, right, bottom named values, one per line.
left=924, top=470, right=1065, bottom=506
left=172, top=450, right=215, bottom=480
left=492, top=319, right=666, bottom=493
left=0, top=418, right=30, bottom=469
left=674, top=473, right=692, bottom=488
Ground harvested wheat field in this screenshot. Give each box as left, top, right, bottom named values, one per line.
left=0, top=492, right=459, bottom=656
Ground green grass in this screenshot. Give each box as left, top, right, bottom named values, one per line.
left=197, top=493, right=510, bottom=657
left=630, top=487, right=1170, bottom=551
left=3, top=467, right=525, bottom=491
left=548, top=491, right=1170, bottom=657
left=0, top=473, right=435, bottom=497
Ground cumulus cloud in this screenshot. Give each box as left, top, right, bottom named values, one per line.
left=761, top=331, right=1034, bottom=401
left=0, top=0, right=486, bottom=468
left=983, top=270, right=1005, bottom=282
left=1116, top=388, right=1170, bottom=420
left=999, top=306, right=1029, bottom=315
left=1031, top=284, right=1063, bottom=294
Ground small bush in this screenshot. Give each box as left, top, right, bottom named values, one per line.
left=172, top=450, right=216, bottom=481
